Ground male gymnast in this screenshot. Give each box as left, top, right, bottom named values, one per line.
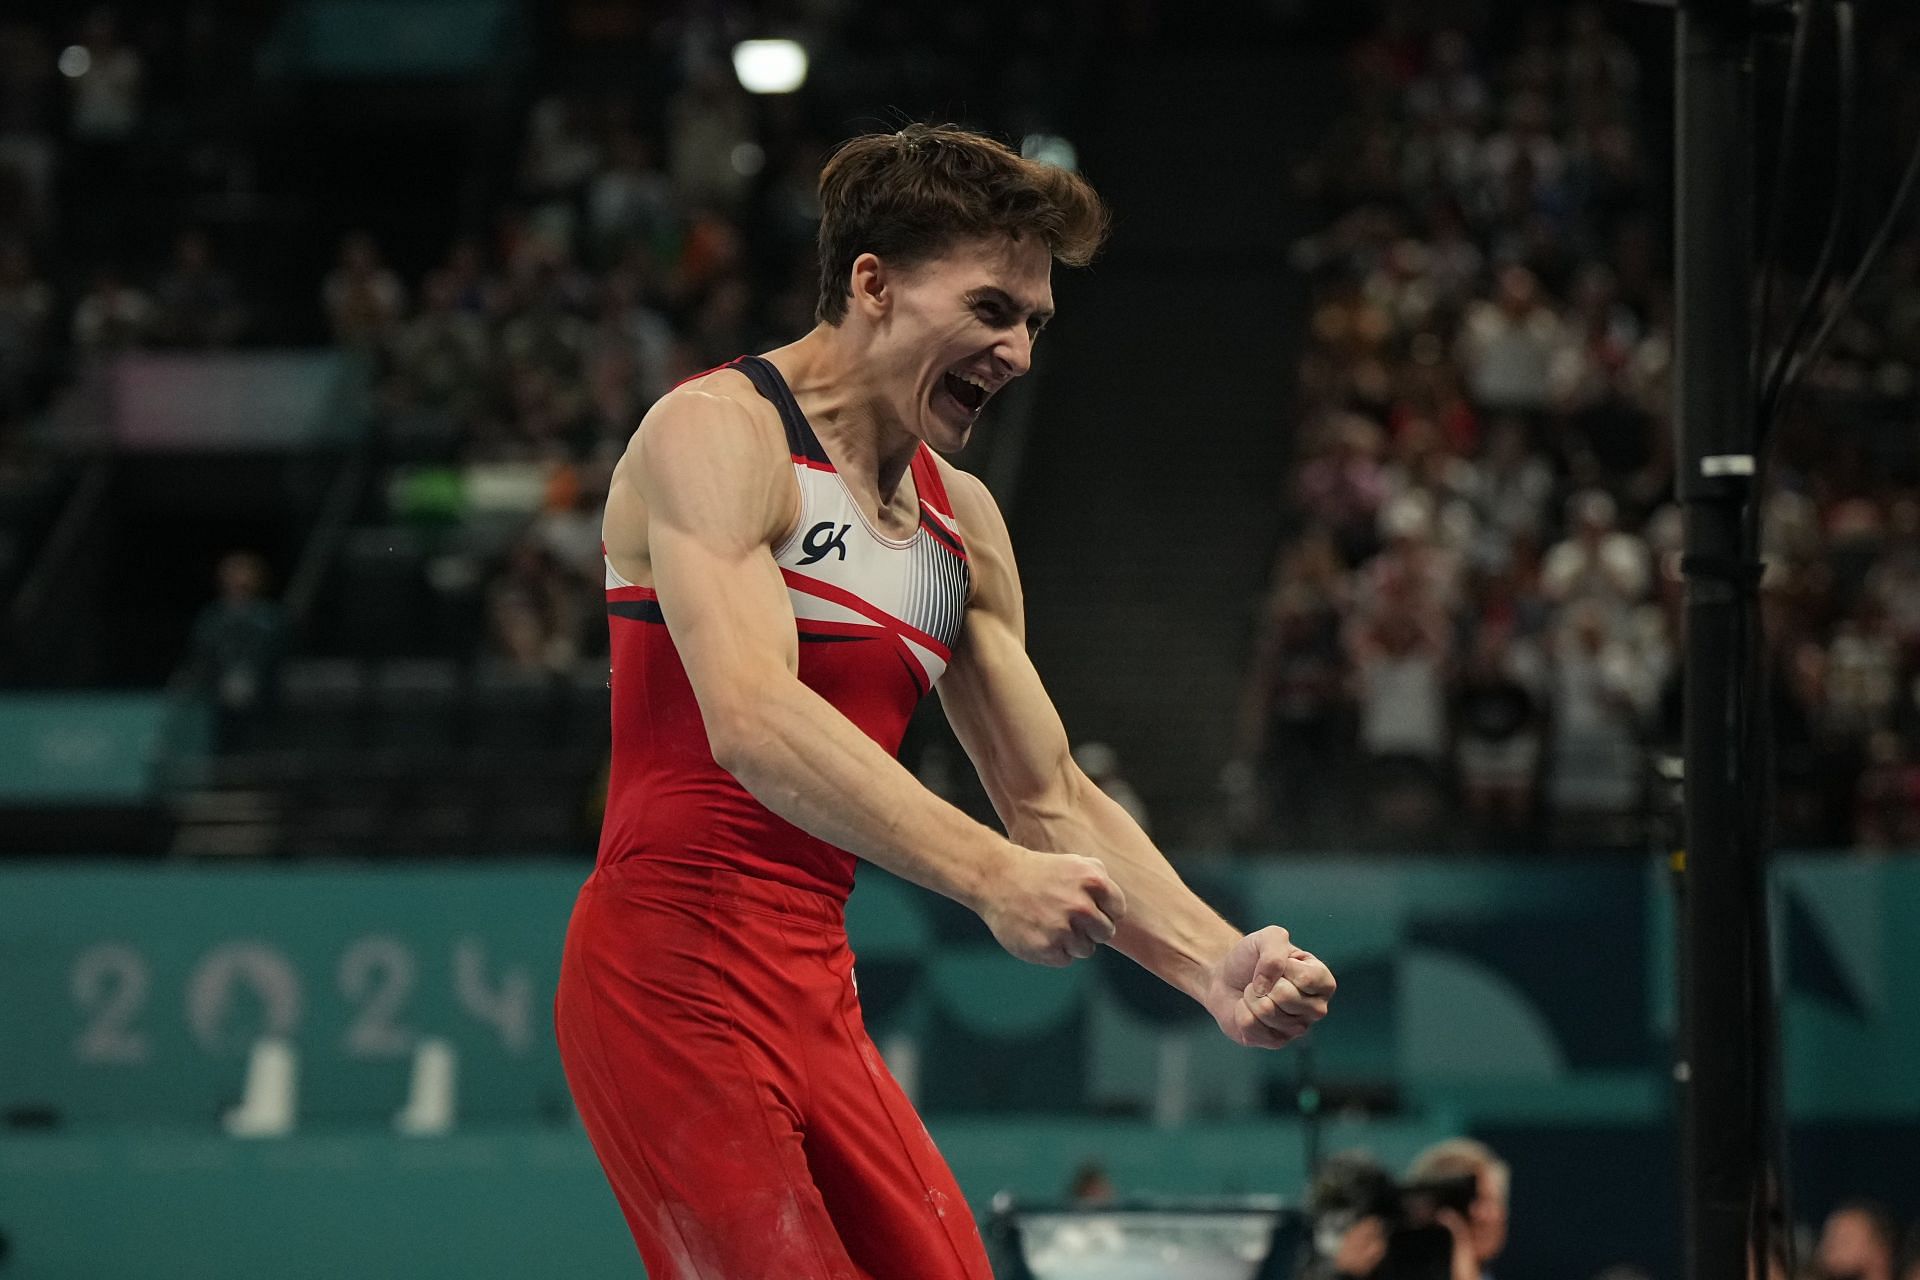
left=554, top=122, right=1337, bottom=1279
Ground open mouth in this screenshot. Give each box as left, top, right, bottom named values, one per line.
left=939, top=371, right=990, bottom=417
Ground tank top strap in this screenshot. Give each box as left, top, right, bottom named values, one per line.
left=729, top=355, right=831, bottom=467
left=909, top=445, right=955, bottom=517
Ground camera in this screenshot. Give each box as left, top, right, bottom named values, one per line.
left=1306, top=1156, right=1481, bottom=1280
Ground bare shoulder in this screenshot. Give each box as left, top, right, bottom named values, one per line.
left=607, top=367, right=797, bottom=562
left=633, top=367, right=785, bottom=463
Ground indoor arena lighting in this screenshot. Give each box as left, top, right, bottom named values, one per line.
left=732, top=40, right=808, bottom=95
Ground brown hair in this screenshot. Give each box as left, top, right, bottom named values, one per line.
left=814, top=123, right=1109, bottom=325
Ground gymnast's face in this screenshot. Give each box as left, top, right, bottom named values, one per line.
left=853, top=234, right=1055, bottom=454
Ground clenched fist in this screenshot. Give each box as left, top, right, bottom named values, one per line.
left=978, top=847, right=1127, bottom=967
left=1203, top=924, right=1335, bottom=1049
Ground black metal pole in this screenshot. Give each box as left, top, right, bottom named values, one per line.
left=1674, top=6, right=1762, bottom=1280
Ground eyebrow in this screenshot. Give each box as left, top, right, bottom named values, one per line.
left=967, top=286, right=1054, bottom=326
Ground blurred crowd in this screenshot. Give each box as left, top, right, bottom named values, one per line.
left=0, top=0, right=1097, bottom=689
left=318, top=3, right=1095, bottom=684
left=1229, top=2, right=1920, bottom=852
left=0, top=8, right=259, bottom=425
left=341, top=77, right=829, bottom=678
left=9, top=3, right=1920, bottom=852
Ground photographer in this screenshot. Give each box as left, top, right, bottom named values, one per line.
left=1304, top=1141, right=1511, bottom=1280
left=1303, top=1154, right=1398, bottom=1280
left=1405, top=1139, right=1511, bottom=1280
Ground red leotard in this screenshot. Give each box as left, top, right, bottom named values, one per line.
left=554, top=356, right=993, bottom=1280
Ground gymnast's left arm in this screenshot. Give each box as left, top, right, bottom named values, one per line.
left=935, top=465, right=1334, bottom=1049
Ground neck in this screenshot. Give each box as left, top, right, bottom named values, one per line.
left=768, top=324, right=922, bottom=501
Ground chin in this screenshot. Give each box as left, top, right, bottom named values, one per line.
left=919, top=409, right=973, bottom=454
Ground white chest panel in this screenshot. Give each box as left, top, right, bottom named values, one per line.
left=774, top=464, right=969, bottom=684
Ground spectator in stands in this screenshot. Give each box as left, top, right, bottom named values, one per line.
left=1464, top=417, right=1553, bottom=572
left=1541, top=489, right=1651, bottom=613
left=1479, top=91, right=1565, bottom=209
left=1864, top=497, right=1920, bottom=648
left=1380, top=416, right=1479, bottom=543
left=1348, top=505, right=1454, bottom=837
left=1406, top=1138, right=1510, bottom=1280
left=1545, top=599, right=1653, bottom=832
left=151, top=228, right=244, bottom=348
left=1406, top=30, right=1489, bottom=128
left=585, top=127, right=674, bottom=270
left=1297, top=413, right=1388, bottom=564
left=666, top=64, right=755, bottom=211
left=386, top=268, right=491, bottom=433
left=322, top=231, right=405, bottom=348
left=1854, top=730, right=1920, bottom=849
left=684, top=272, right=755, bottom=371
left=1825, top=599, right=1900, bottom=739
left=71, top=264, right=153, bottom=351
left=1816, top=1202, right=1900, bottom=1280
left=1231, top=531, right=1354, bottom=846
left=1549, top=264, right=1640, bottom=414
left=185, top=551, right=287, bottom=748
left=584, top=268, right=673, bottom=432
left=1452, top=618, right=1546, bottom=838
left=519, top=95, right=601, bottom=239
left=1358, top=492, right=1462, bottom=620
left=1457, top=266, right=1562, bottom=413
left=499, top=258, right=592, bottom=385
left=438, top=236, right=501, bottom=318
left=485, top=537, right=589, bottom=673
left=1563, top=4, right=1639, bottom=110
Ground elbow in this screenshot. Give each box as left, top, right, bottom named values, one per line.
left=703, top=706, right=758, bottom=777
left=700, top=682, right=783, bottom=778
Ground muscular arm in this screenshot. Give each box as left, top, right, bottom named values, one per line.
left=624, top=391, right=1118, bottom=965
left=938, top=467, right=1334, bottom=1045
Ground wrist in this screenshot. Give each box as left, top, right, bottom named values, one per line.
left=1154, top=922, right=1242, bottom=1006
left=957, top=836, right=1020, bottom=915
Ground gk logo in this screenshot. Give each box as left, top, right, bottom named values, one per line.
left=798, top=521, right=852, bottom=565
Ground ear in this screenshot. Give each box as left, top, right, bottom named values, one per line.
left=848, top=252, right=891, bottom=322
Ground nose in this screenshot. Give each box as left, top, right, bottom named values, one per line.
left=996, top=325, right=1034, bottom=378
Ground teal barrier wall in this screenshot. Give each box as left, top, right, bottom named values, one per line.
left=5, top=855, right=1917, bottom=1280
left=7, top=857, right=1915, bottom=1130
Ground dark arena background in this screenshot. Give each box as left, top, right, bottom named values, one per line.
left=3, top=1, right=1918, bottom=1277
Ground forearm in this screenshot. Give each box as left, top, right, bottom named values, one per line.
left=717, top=677, right=1012, bottom=911
left=1007, top=777, right=1240, bottom=1002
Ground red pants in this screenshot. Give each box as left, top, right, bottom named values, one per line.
left=555, top=860, right=993, bottom=1280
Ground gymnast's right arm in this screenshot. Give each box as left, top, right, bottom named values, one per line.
left=621, top=390, right=1124, bottom=967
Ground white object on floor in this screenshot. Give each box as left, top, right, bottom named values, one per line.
left=223, top=1037, right=298, bottom=1138
left=394, top=1037, right=458, bottom=1136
